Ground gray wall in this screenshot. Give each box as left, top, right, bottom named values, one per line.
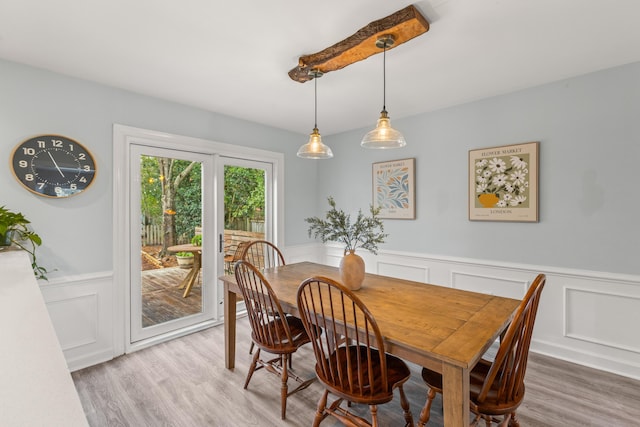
left=2, top=58, right=638, bottom=278
left=319, top=62, right=640, bottom=275
left=0, top=59, right=318, bottom=278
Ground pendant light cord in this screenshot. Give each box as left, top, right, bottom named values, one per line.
left=314, top=75, right=318, bottom=129
left=382, top=39, right=387, bottom=112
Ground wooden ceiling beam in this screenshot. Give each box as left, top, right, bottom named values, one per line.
left=288, top=5, right=429, bottom=83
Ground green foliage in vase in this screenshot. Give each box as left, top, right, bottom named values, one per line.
left=176, top=251, right=194, bottom=258
left=305, top=197, right=387, bottom=255
left=0, top=205, right=49, bottom=280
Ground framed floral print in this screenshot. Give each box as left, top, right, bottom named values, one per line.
left=469, top=141, right=539, bottom=222
left=373, top=158, right=415, bottom=219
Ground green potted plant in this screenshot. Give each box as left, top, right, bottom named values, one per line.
left=175, top=251, right=194, bottom=269
left=0, top=205, right=49, bottom=280
left=190, top=234, right=202, bottom=246
left=305, top=197, right=387, bottom=290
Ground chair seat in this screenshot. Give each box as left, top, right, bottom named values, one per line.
left=252, top=315, right=311, bottom=354
left=319, top=345, right=411, bottom=405
left=421, top=359, right=525, bottom=415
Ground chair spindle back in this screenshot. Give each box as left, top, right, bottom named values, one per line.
left=477, top=273, right=546, bottom=405
left=234, top=260, right=293, bottom=352
left=242, top=240, right=286, bottom=270
left=297, top=276, right=390, bottom=399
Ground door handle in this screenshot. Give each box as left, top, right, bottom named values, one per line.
left=219, top=233, right=223, bottom=253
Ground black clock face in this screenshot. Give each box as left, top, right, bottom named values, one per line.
left=11, top=134, right=97, bottom=198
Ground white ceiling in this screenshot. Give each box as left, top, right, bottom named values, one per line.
left=2, top=0, right=640, bottom=136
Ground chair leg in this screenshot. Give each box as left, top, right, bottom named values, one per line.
left=249, top=341, right=254, bottom=354
left=369, top=404, right=379, bottom=427
left=508, top=412, right=520, bottom=427
left=280, top=354, right=289, bottom=420
left=313, top=390, right=329, bottom=427
left=243, top=348, right=260, bottom=389
left=397, top=385, right=414, bottom=427
left=417, top=387, right=436, bottom=426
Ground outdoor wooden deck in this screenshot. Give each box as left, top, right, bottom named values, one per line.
left=141, top=267, right=202, bottom=327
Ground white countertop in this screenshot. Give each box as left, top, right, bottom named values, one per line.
left=0, top=250, right=88, bottom=426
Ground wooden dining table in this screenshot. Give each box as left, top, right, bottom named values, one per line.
left=219, top=261, right=520, bottom=427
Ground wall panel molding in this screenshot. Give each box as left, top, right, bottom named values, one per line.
left=451, top=271, right=529, bottom=299
left=43, top=244, right=640, bottom=380
left=290, top=243, right=640, bottom=380
left=564, top=286, right=640, bottom=354
left=40, top=272, right=114, bottom=372
left=46, top=293, right=99, bottom=351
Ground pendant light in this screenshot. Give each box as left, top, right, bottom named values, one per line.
left=297, top=70, right=333, bottom=159
left=361, top=35, right=406, bottom=149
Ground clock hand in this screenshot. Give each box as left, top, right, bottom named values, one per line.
left=47, top=151, right=66, bottom=177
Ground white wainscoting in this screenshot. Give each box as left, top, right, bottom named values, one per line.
left=41, top=244, right=640, bottom=380
left=40, top=272, right=114, bottom=372
left=297, top=243, right=640, bottom=380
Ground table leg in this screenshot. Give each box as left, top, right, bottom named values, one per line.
left=442, top=364, right=470, bottom=427
left=182, top=252, right=202, bottom=298
left=224, top=282, right=237, bottom=369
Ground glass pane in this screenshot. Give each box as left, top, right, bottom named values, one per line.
left=139, top=155, right=203, bottom=328
left=223, top=165, right=266, bottom=274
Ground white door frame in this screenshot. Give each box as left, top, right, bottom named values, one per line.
left=113, top=124, right=284, bottom=355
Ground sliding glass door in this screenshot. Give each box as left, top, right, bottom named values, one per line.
left=130, top=144, right=215, bottom=343
left=217, top=157, right=273, bottom=304
left=114, top=124, right=283, bottom=354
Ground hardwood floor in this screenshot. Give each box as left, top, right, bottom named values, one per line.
left=72, top=317, right=640, bottom=426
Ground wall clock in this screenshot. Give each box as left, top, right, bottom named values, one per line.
left=10, top=134, right=97, bottom=198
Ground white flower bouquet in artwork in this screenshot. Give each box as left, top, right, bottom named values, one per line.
left=469, top=141, right=539, bottom=222
left=475, top=155, right=530, bottom=208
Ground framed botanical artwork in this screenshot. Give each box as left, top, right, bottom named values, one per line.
left=469, top=141, right=539, bottom=222
left=372, top=158, right=415, bottom=219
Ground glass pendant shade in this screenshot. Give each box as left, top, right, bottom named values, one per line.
left=361, top=34, right=406, bottom=149
left=297, top=69, right=333, bottom=159
left=297, top=127, right=333, bottom=159
left=360, top=109, right=406, bottom=149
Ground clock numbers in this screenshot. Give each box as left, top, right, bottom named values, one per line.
left=23, top=147, right=36, bottom=155
left=19, top=160, right=28, bottom=168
